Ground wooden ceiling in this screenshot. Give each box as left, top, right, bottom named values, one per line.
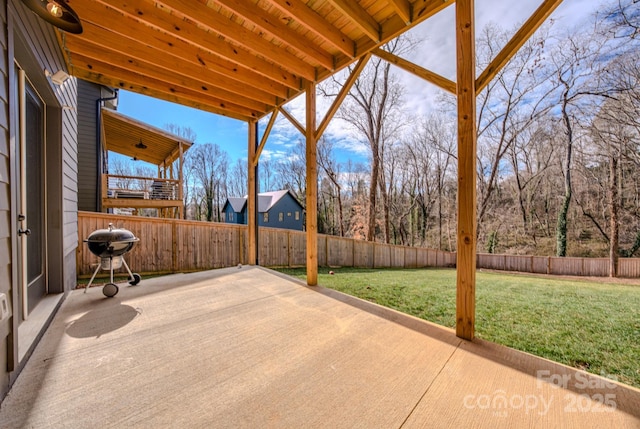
left=59, top=0, right=454, bottom=122
left=102, top=108, right=192, bottom=166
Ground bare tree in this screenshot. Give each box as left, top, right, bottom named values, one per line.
left=322, top=36, right=413, bottom=242
left=190, top=143, right=230, bottom=222
left=317, top=136, right=345, bottom=236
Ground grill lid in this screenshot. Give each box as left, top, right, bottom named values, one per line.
left=84, top=223, right=139, bottom=257
left=85, top=223, right=137, bottom=243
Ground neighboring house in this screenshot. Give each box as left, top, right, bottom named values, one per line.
left=223, top=190, right=304, bottom=231
left=1, top=1, right=79, bottom=400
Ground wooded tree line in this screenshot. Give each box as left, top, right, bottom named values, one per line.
left=124, top=0, right=639, bottom=265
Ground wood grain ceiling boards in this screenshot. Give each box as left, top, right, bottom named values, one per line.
left=101, top=108, right=192, bottom=166
left=59, top=0, right=454, bottom=122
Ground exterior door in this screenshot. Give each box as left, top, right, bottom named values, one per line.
left=18, top=69, right=46, bottom=319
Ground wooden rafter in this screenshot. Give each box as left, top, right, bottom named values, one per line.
left=388, top=0, right=412, bottom=24
left=265, top=0, right=356, bottom=58
left=373, top=48, right=457, bottom=94
left=212, top=0, right=335, bottom=71
left=326, top=0, right=381, bottom=42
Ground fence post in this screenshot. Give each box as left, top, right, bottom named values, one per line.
left=172, top=220, right=178, bottom=272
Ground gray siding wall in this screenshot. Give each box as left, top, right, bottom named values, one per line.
left=0, top=0, right=78, bottom=400
left=76, top=80, right=99, bottom=212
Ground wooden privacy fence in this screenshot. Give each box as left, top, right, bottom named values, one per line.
left=477, top=253, right=640, bottom=278
left=77, top=212, right=455, bottom=276
left=77, top=212, right=639, bottom=278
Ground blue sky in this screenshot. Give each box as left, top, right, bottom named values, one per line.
left=116, top=0, right=593, bottom=167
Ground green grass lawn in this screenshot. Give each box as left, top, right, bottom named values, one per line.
left=275, top=267, right=640, bottom=389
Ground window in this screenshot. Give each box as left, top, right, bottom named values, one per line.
left=263, top=212, right=269, bottom=222
left=287, top=212, right=291, bottom=217
left=278, top=212, right=283, bottom=222
left=295, top=211, right=300, bottom=220
left=228, top=212, right=233, bottom=221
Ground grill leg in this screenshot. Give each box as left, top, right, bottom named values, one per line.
left=84, top=263, right=103, bottom=293
left=122, top=258, right=134, bottom=280
left=109, top=256, right=114, bottom=284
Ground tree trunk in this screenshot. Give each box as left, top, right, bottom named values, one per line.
left=367, top=146, right=379, bottom=241
left=557, top=93, right=573, bottom=257
left=609, top=152, right=619, bottom=277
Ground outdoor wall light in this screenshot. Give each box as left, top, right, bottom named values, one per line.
left=22, top=0, right=83, bottom=34
left=135, top=140, right=148, bottom=149
left=44, top=69, right=70, bottom=85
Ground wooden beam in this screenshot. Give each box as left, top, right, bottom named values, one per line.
left=373, top=48, right=457, bottom=94
left=70, top=58, right=261, bottom=120
left=153, top=0, right=316, bottom=80
left=388, top=0, right=412, bottom=24
left=476, top=0, right=564, bottom=92
left=327, top=0, right=381, bottom=42
left=266, top=0, right=356, bottom=57
left=247, top=120, right=258, bottom=265
left=306, top=81, right=318, bottom=286
left=455, top=0, right=477, bottom=341
left=74, top=70, right=254, bottom=122
left=253, top=109, right=279, bottom=167
left=66, top=33, right=278, bottom=105
left=279, top=107, right=306, bottom=136
left=213, top=0, right=335, bottom=71
left=316, top=53, right=371, bottom=140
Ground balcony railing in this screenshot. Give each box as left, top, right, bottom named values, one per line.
left=101, top=174, right=183, bottom=218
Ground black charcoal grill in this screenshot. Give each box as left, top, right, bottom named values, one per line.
left=84, top=223, right=141, bottom=297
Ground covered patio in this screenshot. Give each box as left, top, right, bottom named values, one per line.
left=1, top=268, right=637, bottom=427
left=52, top=0, right=571, bottom=341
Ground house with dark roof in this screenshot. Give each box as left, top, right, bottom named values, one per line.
left=223, top=190, right=304, bottom=231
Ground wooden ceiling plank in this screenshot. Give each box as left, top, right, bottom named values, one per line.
left=388, top=0, right=412, bottom=24
left=212, top=0, right=335, bottom=70
left=72, top=61, right=261, bottom=120
left=326, top=0, right=381, bottom=42
left=476, top=0, right=564, bottom=92
left=373, top=47, right=457, bottom=94
left=153, top=0, right=316, bottom=80
left=73, top=0, right=298, bottom=93
left=66, top=35, right=277, bottom=108
left=265, top=0, right=355, bottom=58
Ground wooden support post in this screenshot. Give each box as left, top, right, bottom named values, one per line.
left=247, top=120, right=258, bottom=265
left=455, top=0, right=477, bottom=341
left=306, top=81, right=318, bottom=286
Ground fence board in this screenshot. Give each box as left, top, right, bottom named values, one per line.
left=619, top=259, right=640, bottom=278
left=326, top=236, right=354, bottom=267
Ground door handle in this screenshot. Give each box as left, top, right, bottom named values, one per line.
left=18, top=228, right=31, bottom=236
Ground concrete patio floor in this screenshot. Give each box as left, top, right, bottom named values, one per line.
left=1, top=266, right=638, bottom=428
